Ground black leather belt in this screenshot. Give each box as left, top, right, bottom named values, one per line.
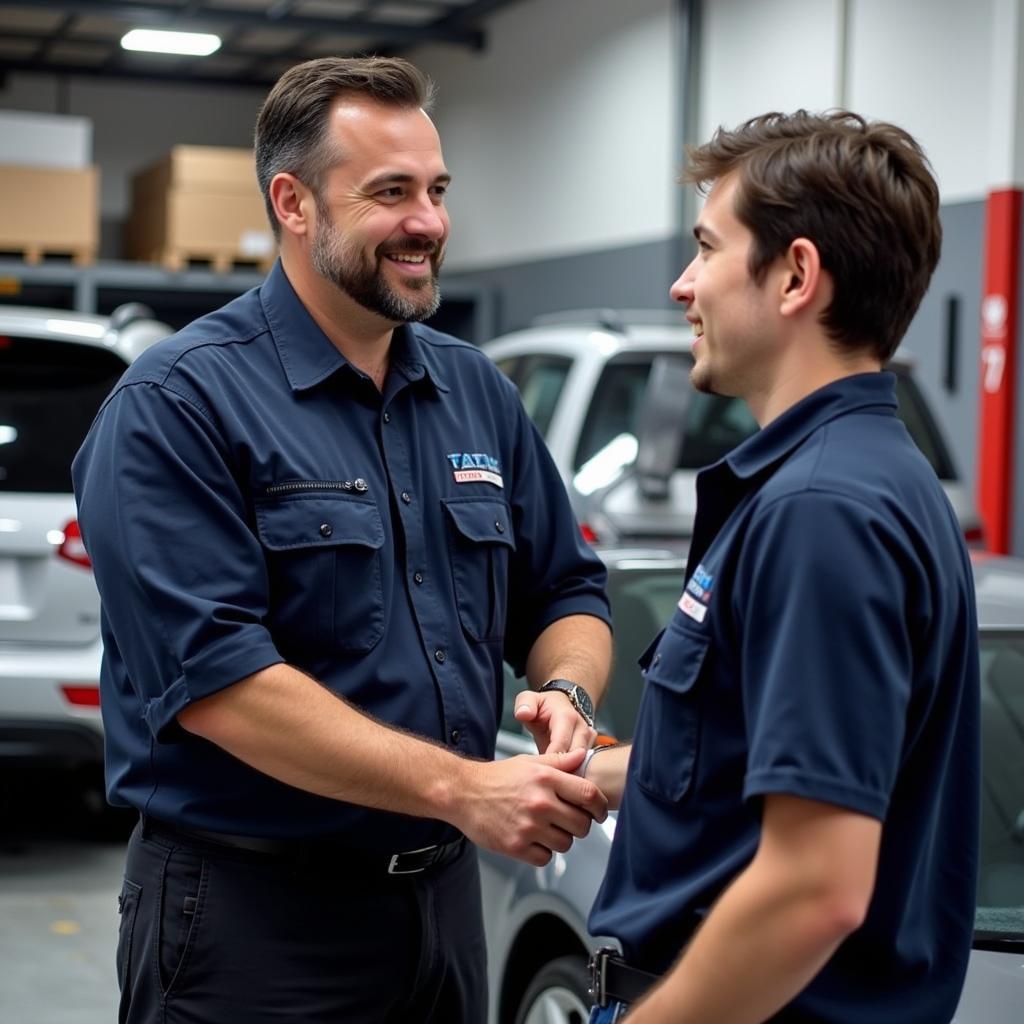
left=588, top=947, right=660, bottom=1008
left=142, top=817, right=466, bottom=875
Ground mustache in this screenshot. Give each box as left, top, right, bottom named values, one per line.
left=376, top=238, right=441, bottom=257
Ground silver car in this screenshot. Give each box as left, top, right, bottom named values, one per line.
left=481, top=549, right=1024, bottom=1024
left=0, top=304, right=169, bottom=771
left=484, top=310, right=983, bottom=546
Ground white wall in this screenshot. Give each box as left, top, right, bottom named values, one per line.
left=700, top=0, right=1023, bottom=202
left=0, top=73, right=264, bottom=218
left=416, top=0, right=680, bottom=272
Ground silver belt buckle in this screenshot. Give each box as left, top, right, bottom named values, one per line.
left=387, top=843, right=437, bottom=875
left=588, top=946, right=616, bottom=1007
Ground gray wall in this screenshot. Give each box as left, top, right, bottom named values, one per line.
left=445, top=235, right=689, bottom=337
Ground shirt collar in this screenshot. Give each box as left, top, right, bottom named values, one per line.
left=259, top=260, right=449, bottom=394
left=722, top=371, right=899, bottom=480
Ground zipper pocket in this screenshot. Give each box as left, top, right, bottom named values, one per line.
left=266, top=479, right=368, bottom=496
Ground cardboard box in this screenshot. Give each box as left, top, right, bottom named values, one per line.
left=0, top=164, right=98, bottom=263
left=125, top=145, right=275, bottom=269
left=0, top=111, right=92, bottom=169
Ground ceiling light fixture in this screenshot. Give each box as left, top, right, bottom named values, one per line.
left=121, top=29, right=222, bottom=57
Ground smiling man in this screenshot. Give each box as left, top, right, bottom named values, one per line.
left=72, top=57, right=612, bottom=1024
left=581, top=112, right=980, bottom=1024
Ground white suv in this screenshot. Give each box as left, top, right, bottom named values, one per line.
left=0, top=304, right=170, bottom=769
left=484, top=310, right=982, bottom=546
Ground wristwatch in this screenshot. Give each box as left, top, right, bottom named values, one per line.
left=539, top=678, right=595, bottom=728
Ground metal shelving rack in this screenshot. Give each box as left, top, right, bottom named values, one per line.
left=0, top=259, right=495, bottom=342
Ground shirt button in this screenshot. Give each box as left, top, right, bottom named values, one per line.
left=450, top=729, right=460, bottom=744
left=434, top=648, right=446, bottom=664
left=653, top=653, right=661, bottom=666
left=495, top=520, right=505, bottom=533
left=401, top=491, right=412, bottom=504
left=383, top=411, right=391, bottom=424
left=319, top=523, right=333, bottom=537
left=413, top=572, right=424, bottom=584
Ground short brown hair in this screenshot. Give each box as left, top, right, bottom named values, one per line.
left=255, top=56, right=435, bottom=238
left=685, top=110, right=941, bottom=361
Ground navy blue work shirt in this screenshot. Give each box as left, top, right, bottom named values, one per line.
left=589, top=373, right=980, bottom=1023
left=72, top=261, right=609, bottom=850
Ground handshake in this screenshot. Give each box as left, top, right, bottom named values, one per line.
left=445, top=687, right=610, bottom=868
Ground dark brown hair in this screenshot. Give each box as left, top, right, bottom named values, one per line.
left=254, top=57, right=435, bottom=238
left=685, top=110, right=941, bottom=361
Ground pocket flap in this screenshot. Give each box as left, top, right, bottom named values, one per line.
left=255, top=495, right=385, bottom=552
left=643, top=620, right=710, bottom=695
left=443, top=498, right=516, bottom=549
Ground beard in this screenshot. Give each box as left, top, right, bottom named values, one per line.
left=310, top=203, right=444, bottom=324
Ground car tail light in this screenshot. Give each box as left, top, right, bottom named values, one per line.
left=963, top=524, right=986, bottom=547
left=579, top=522, right=600, bottom=544
left=60, top=684, right=101, bottom=708
left=57, top=518, right=92, bottom=569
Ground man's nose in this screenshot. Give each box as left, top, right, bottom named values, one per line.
left=669, top=255, right=698, bottom=304
left=403, top=198, right=448, bottom=240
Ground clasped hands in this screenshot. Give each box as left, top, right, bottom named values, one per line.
left=453, top=688, right=608, bottom=867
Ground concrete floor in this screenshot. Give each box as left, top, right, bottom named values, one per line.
left=0, top=766, right=130, bottom=1024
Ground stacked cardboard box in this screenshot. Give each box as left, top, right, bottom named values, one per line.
left=0, top=111, right=98, bottom=264
left=124, top=145, right=275, bottom=271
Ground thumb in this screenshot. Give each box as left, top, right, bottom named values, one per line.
left=537, top=747, right=587, bottom=771
left=514, top=694, right=540, bottom=721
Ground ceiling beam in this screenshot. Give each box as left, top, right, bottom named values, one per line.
left=0, top=0, right=486, bottom=48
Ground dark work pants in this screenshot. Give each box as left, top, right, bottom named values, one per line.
left=115, top=821, right=488, bottom=1024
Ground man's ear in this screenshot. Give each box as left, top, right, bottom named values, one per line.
left=778, top=237, right=825, bottom=317
left=269, top=172, right=314, bottom=240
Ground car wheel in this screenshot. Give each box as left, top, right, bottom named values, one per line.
left=514, top=953, right=591, bottom=1024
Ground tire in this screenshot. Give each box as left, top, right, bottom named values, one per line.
left=513, top=953, right=592, bottom=1024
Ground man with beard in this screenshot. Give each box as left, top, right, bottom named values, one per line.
left=579, top=111, right=979, bottom=1024
left=72, top=57, right=612, bottom=1024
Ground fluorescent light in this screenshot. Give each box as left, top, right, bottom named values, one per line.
left=121, top=29, right=221, bottom=56
left=0, top=426, right=16, bottom=446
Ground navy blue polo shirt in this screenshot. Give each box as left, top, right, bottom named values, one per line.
left=589, top=373, right=979, bottom=1023
left=72, top=261, right=609, bottom=849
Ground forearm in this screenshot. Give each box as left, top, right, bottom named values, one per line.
left=178, top=662, right=461, bottom=821
left=525, top=613, right=612, bottom=705
left=583, top=743, right=631, bottom=809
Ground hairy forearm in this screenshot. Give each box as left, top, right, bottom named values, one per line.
left=525, top=613, right=612, bottom=704
left=178, top=662, right=460, bottom=820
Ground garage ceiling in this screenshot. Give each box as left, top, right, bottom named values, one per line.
left=0, top=0, right=522, bottom=89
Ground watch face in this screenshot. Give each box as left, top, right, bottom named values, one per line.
left=570, top=684, right=594, bottom=719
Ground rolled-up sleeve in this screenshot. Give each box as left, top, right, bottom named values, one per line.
left=501, top=389, right=611, bottom=675
left=72, top=380, right=283, bottom=739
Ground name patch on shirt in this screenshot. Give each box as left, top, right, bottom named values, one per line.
left=679, top=562, right=714, bottom=623
left=446, top=452, right=504, bottom=489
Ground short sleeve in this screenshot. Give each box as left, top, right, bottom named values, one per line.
left=735, top=491, right=914, bottom=820
left=72, top=381, right=284, bottom=739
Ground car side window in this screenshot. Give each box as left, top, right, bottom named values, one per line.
left=976, top=636, right=1024, bottom=943
left=892, top=370, right=956, bottom=481
left=679, top=392, right=759, bottom=468
left=573, top=360, right=653, bottom=471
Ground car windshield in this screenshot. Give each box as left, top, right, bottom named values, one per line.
left=0, top=335, right=126, bottom=493
left=571, top=354, right=955, bottom=480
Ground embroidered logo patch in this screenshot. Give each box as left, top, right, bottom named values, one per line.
left=679, top=562, right=714, bottom=623
left=446, top=452, right=504, bottom=489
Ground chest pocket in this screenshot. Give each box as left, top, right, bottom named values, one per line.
left=255, top=494, right=385, bottom=654
left=443, top=497, right=516, bottom=642
left=633, top=619, right=709, bottom=803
